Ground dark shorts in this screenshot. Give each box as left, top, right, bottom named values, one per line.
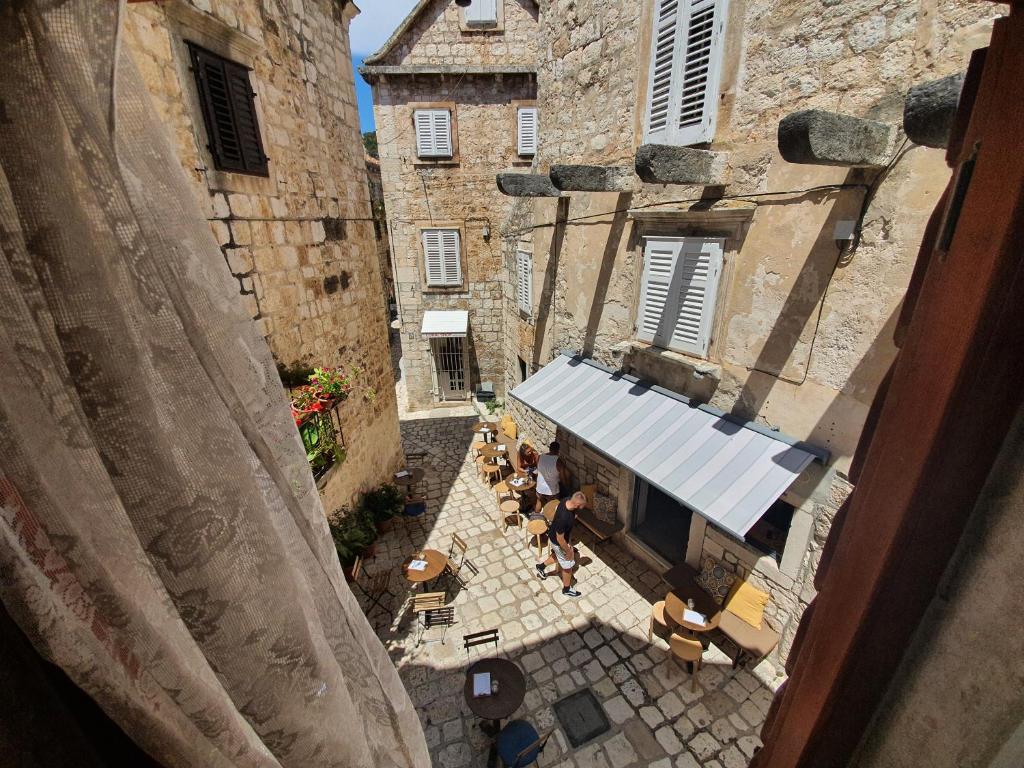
left=537, top=493, right=558, bottom=506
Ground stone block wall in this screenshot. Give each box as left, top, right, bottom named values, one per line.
left=125, top=0, right=403, bottom=512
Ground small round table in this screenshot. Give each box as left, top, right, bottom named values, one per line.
left=472, top=422, right=498, bottom=443
left=526, top=517, right=549, bottom=558
left=664, top=589, right=722, bottom=633
left=479, top=443, right=510, bottom=460
left=393, top=467, right=425, bottom=496
left=464, top=658, right=526, bottom=734
left=401, top=549, right=447, bottom=587
left=507, top=474, right=535, bottom=494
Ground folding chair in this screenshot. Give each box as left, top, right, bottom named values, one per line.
left=351, top=556, right=394, bottom=623
left=411, top=591, right=456, bottom=644
left=463, top=628, right=500, bottom=654
left=496, top=721, right=552, bottom=768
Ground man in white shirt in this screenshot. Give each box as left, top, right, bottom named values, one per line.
left=534, top=441, right=566, bottom=512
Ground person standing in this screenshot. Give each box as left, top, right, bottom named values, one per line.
left=534, top=441, right=566, bottom=512
left=536, top=491, right=586, bottom=598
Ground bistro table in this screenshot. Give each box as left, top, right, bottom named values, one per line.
left=664, top=587, right=722, bottom=634
left=401, top=549, right=447, bottom=588
left=393, top=467, right=425, bottom=496
left=472, top=421, right=498, bottom=443
left=464, top=658, right=526, bottom=735
left=479, top=443, right=510, bottom=461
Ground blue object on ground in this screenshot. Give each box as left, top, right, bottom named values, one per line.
left=496, top=720, right=540, bottom=767
left=404, top=501, right=426, bottom=517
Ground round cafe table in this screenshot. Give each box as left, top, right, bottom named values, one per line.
left=464, top=658, right=526, bottom=734
left=664, top=588, right=722, bottom=633
left=472, top=421, right=498, bottom=442
left=393, top=467, right=425, bottom=495
left=401, top=549, right=447, bottom=587
left=479, top=443, right=510, bottom=460
left=506, top=473, right=535, bottom=494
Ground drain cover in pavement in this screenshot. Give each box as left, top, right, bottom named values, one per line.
left=552, top=688, right=610, bottom=748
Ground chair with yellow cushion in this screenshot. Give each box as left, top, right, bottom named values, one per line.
left=719, top=580, right=780, bottom=669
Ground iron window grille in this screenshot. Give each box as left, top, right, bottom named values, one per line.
left=296, top=401, right=346, bottom=482
left=187, top=42, right=269, bottom=176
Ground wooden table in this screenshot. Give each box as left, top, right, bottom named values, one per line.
left=479, top=443, right=510, bottom=460
left=401, top=549, right=447, bottom=587
left=393, top=467, right=425, bottom=495
left=507, top=474, right=535, bottom=494
left=664, top=588, right=722, bottom=633
left=472, top=422, right=498, bottom=442
left=464, top=658, right=526, bottom=734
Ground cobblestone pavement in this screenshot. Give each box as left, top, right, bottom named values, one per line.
left=358, top=376, right=782, bottom=766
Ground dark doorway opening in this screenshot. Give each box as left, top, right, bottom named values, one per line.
left=632, top=478, right=692, bottom=564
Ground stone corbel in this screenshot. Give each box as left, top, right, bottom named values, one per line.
left=903, top=73, right=965, bottom=150
left=634, top=145, right=732, bottom=186
left=777, top=109, right=897, bottom=168
left=496, top=173, right=562, bottom=197
left=549, top=165, right=635, bottom=192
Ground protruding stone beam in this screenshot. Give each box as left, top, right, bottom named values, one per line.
left=634, top=145, right=731, bottom=185
left=778, top=109, right=896, bottom=168
left=496, top=173, right=562, bottom=197
left=903, top=73, right=965, bottom=149
left=549, top=165, right=634, bottom=192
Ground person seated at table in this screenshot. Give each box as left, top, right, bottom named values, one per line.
left=534, top=441, right=568, bottom=512
left=535, top=491, right=586, bottom=598
left=518, top=442, right=539, bottom=474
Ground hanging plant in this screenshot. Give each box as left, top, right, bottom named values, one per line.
left=310, top=367, right=353, bottom=402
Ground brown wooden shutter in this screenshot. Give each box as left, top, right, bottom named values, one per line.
left=187, top=43, right=268, bottom=177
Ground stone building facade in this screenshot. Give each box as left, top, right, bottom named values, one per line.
left=365, top=154, right=395, bottom=316
left=124, top=0, right=403, bottom=512
left=499, top=0, right=999, bottom=663
left=362, top=0, right=541, bottom=411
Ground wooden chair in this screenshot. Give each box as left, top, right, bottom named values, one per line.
left=482, top=462, right=503, bottom=486
left=496, top=721, right=552, bottom=768
left=541, top=499, right=559, bottom=523
left=500, top=499, right=522, bottom=531
left=449, top=532, right=468, bottom=563
left=463, top=628, right=499, bottom=654
left=526, top=517, right=548, bottom=559
left=351, top=557, right=394, bottom=623
left=494, top=480, right=515, bottom=504
left=411, top=591, right=455, bottom=644
left=669, top=633, right=704, bottom=692
left=648, top=600, right=673, bottom=641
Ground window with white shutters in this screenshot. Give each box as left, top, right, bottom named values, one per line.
left=637, top=236, right=723, bottom=357
left=516, top=250, right=533, bottom=315
left=516, top=107, right=538, bottom=156
left=643, top=0, right=728, bottom=147
left=414, top=109, right=453, bottom=158
left=422, top=229, right=462, bottom=286
left=465, top=0, right=499, bottom=26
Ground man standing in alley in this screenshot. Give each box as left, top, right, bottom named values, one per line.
left=534, top=441, right=567, bottom=512
left=536, top=491, right=587, bottom=598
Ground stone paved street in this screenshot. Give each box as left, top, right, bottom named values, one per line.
left=354, top=400, right=784, bottom=767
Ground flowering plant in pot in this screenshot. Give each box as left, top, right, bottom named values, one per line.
left=290, top=385, right=325, bottom=424
left=311, top=367, right=353, bottom=403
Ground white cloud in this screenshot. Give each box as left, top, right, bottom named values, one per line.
left=350, top=0, right=422, bottom=56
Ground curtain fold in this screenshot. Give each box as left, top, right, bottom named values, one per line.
left=0, top=1, right=428, bottom=766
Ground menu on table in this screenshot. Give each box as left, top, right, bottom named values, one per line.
left=472, top=672, right=491, bottom=698
left=683, top=608, right=707, bottom=625
left=408, top=559, right=428, bottom=571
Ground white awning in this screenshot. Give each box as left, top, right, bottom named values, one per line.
left=420, top=310, right=468, bottom=337
left=509, top=354, right=827, bottom=539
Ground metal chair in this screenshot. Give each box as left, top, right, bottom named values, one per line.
left=463, top=628, right=500, bottom=654
left=496, top=720, right=552, bottom=768
left=411, top=591, right=455, bottom=644
left=669, top=632, right=704, bottom=692
left=351, top=557, right=394, bottom=624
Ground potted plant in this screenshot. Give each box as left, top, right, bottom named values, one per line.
left=328, top=507, right=378, bottom=579
left=290, top=384, right=324, bottom=423
left=311, top=367, right=353, bottom=403
left=361, top=484, right=404, bottom=533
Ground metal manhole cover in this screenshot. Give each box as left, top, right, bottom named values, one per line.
left=552, top=688, right=610, bottom=748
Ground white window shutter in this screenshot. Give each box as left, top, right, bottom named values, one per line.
left=466, top=0, right=498, bottom=25
left=670, top=238, right=722, bottom=356
left=516, top=250, right=533, bottom=314
left=637, top=238, right=681, bottom=345
left=422, top=230, right=444, bottom=285
left=441, top=229, right=461, bottom=284
left=414, top=109, right=452, bottom=157
left=643, top=0, right=728, bottom=146
left=517, top=107, right=538, bottom=156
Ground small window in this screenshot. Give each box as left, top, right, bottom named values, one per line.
left=187, top=42, right=268, bottom=176
left=464, top=0, right=498, bottom=26
left=414, top=109, right=453, bottom=158
left=516, top=250, right=533, bottom=314
left=643, top=0, right=728, bottom=146
left=516, top=107, right=538, bottom=156
left=422, top=228, right=462, bottom=286
left=744, top=500, right=795, bottom=564
left=637, top=236, right=723, bottom=357
left=518, top=356, right=529, bottom=383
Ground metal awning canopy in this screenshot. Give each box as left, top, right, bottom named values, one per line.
left=509, top=354, right=829, bottom=539
left=420, top=310, right=468, bottom=338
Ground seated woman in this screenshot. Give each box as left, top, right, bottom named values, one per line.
left=518, top=442, right=539, bottom=475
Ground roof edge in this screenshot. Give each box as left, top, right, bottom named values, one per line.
left=359, top=64, right=536, bottom=79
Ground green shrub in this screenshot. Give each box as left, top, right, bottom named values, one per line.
left=327, top=506, right=377, bottom=568
left=360, top=484, right=405, bottom=524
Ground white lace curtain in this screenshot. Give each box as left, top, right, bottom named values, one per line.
left=0, top=1, right=428, bottom=765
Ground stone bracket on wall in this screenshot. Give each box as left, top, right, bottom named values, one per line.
left=778, top=109, right=897, bottom=168
left=496, top=173, right=563, bottom=197
left=634, top=144, right=732, bottom=186
left=903, top=72, right=965, bottom=150
left=549, top=165, right=635, bottom=192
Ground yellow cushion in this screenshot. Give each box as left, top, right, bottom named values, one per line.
left=499, top=415, right=517, bottom=439
left=726, top=581, right=770, bottom=630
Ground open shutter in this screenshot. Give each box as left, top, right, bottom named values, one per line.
left=670, top=238, right=723, bottom=356
left=465, top=0, right=498, bottom=25
left=638, top=238, right=682, bottom=345
left=423, top=230, right=444, bottom=284
left=441, top=230, right=461, bottom=284
left=643, top=0, right=727, bottom=146
left=517, top=107, right=538, bottom=156
left=516, top=250, right=533, bottom=314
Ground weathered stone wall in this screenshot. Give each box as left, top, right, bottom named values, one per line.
left=126, top=0, right=403, bottom=513
left=503, top=0, right=1000, bottom=663
left=366, top=155, right=394, bottom=313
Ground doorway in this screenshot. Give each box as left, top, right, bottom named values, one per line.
left=431, top=336, right=468, bottom=400
left=632, top=478, right=693, bottom=565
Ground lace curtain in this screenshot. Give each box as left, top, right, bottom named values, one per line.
left=0, top=1, right=428, bottom=766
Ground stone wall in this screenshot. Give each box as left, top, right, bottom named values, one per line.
left=125, top=0, right=403, bottom=513
left=366, top=155, right=394, bottom=314
left=501, top=0, right=1000, bottom=663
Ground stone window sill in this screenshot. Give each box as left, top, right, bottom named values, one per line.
left=615, top=340, right=721, bottom=380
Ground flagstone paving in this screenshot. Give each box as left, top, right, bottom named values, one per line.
left=355, top=405, right=784, bottom=767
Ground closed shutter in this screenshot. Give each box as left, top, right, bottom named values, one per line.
left=637, top=237, right=723, bottom=356
left=465, top=0, right=498, bottom=25
left=414, top=109, right=453, bottom=157
left=643, top=0, right=727, bottom=146
left=423, top=229, right=462, bottom=286
left=516, top=250, right=533, bottom=314
left=517, top=107, right=538, bottom=156
left=187, top=43, right=268, bottom=176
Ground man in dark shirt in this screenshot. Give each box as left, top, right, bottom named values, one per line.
left=536, top=491, right=587, bottom=597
